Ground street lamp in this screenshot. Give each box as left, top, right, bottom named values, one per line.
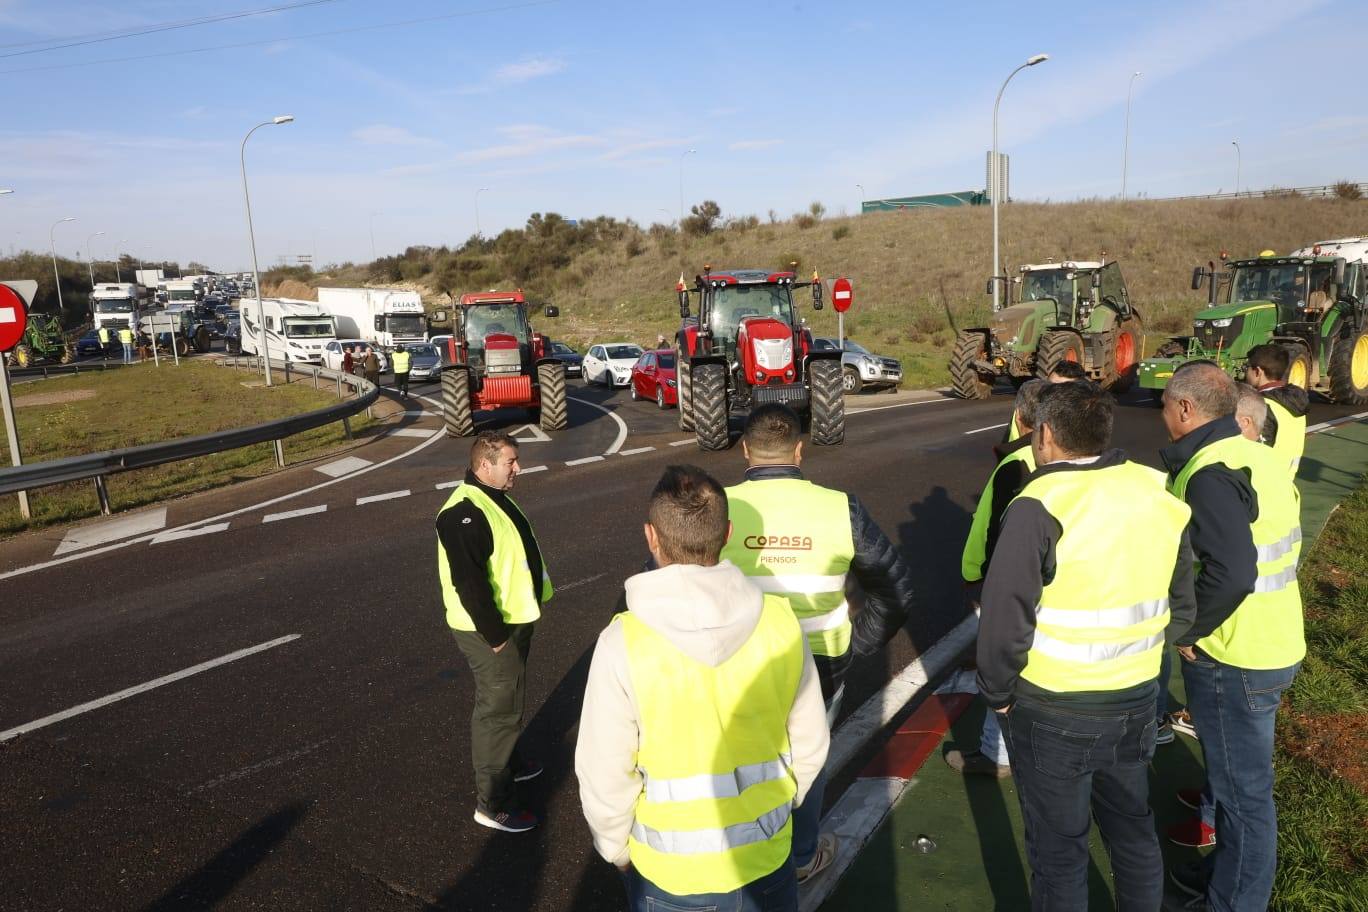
left=991, top=53, right=1049, bottom=312
left=49, top=216, right=76, bottom=319
left=1121, top=71, right=1141, bottom=198
left=1231, top=140, right=1241, bottom=197
left=475, top=187, right=490, bottom=238
left=679, top=148, right=696, bottom=225
left=85, top=231, right=106, bottom=288
left=856, top=184, right=865, bottom=211
left=368, top=210, right=380, bottom=261
left=241, top=114, right=294, bottom=387
left=115, top=238, right=128, bottom=282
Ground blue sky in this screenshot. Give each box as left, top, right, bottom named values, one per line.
left=2, top=0, right=1365, bottom=270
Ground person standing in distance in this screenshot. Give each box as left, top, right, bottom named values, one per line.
left=978, top=381, right=1196, bottom=911
left=1243, top=343, right=1308, bottom=475
left=362, top=346, right=381, bottom=389
left=721, top=403, right=914, bottom=882
left=392, top=344, right=412, bottom=397
left=577, top=465, right=829, bottom=911
left=1003, top=359, right=1085, bottom=443
left=437, top=431, right=551, bottom=833
left=117, top=326, right=135, bottom=364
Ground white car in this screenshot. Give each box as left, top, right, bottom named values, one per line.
left=321, top=339, right=387, bottom=373
left=583, top=343, right=644, bottom=387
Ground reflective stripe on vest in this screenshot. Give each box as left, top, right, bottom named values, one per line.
left=1265, top=397, right=1306, bottom=476
left=962, top=443, right=1037, bottom=582
left=1013, top=462, right=1192, bottom=693
left=435, top=483, right=551, bottom=631
left=622, top=596, right=802, bottom=895
left=1169, top=433, right=1305, bottom=669
left=722, top=477, right=855, bottom=658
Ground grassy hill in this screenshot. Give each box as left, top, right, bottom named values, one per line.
left=265, top=196, right=1368, bottom=389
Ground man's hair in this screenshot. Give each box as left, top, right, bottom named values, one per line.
left=1245, top=343, right=1289, bottom=382
left=1235, top=383, right=1268, bottom=433
left=742, top=403, right=801, bottom=460
left=1167, top=360, right=1238, bottom=420
left=1014, top=379, right=1047, bottom=430
left=1035, top=380, right=1112, bottom=456
left=647, top=465, right=730, bottom=566
left=470, top=431, right=518, bottom=469
left=1047, top=360, right=1086, bottom=381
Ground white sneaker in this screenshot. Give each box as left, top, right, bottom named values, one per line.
left=796, top=833, right=838, bottom=884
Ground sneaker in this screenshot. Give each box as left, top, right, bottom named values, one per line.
left=796, top=833, right=838, bottom=884
left=943, top=748, right=1012, bottom=779
left=473, top=807, right=539, bottom=833
left=1167, top=817, right=1216, bottom=848
left=1169, top=860, right=1207, bottom=899
left=1176, top=788, right=1204, bottom=811
left=1168, top=708, right=1199, bottom=740
left=1156, top=722, right=1175, bottom=745
left=513, top=760, right=544, bottom=783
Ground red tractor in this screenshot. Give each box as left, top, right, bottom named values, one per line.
left=675, top=266, right=846, bottom=450
left=440, top=290, right=568, bottom=436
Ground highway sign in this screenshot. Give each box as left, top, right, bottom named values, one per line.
left=832, top=277, right=853, bottom=313
left=0, top=283, right=28, bottom=352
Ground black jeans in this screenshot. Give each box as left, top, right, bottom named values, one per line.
left=1003, top=693, right=1161, bottom=912
left=396, top=370, right=410, bottom=394
left=451, top=621, right=535, bottom=813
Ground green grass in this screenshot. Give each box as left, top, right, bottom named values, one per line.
left=0, top=361, right=373, bottom=536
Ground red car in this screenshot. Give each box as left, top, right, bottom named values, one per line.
left=630, top=348, right=677, bottom=408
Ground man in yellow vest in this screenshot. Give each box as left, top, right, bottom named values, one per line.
left=721, top=403, right=914, bottom=882
left=1244, top=343, right=1308, bottom=475
left=117, top=326, right=134, bottom=364
left=576, top=465, right=828, bottom=909
left=1234, top=383, right=1268, bottom=443
left=437, top=431, right=551, bottom=833
left=978, top=380, right=1196, bottom=910
left=97, top=325, right=111, bottom=357
left=391, top=344, right=412, bottom=397
left=1159, top=361, right=1304, bottom=910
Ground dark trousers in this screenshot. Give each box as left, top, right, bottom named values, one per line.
left=396, top=370, right=410, bottom=394
left=1181, top=651, right=1299, bottom=912
left=623, top=857, right=797, bottom=912
left=1003, top=693, right=1162, bottom=912
left=791, top=648, right=850, bottom=868
left=451, top=621, right=535, bottom=813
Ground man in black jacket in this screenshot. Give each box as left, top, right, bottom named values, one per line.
left=436, top=431, right=551, bottom=833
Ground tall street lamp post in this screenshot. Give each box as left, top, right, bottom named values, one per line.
left=115, top=238, right=128, bottom=282
left=85, top=231, right=105, bottom=289
left=856, top=183, right=865, bottom=211
left=1232, top=140, right=1242, bottom=196
left=241, top=114, right=294, bottom=387
left=991, top=53, right=1049, bottom=312
left=49, top=216, right=76, bottom=319
left=1121, top=71, right=1141, bottom=198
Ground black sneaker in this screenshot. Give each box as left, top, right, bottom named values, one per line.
left=473, top=807, right=539, bottom=833
left=513, top=760, right=544, bottom=783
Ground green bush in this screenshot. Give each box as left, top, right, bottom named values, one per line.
left=832, top=225, right=851, bottom=241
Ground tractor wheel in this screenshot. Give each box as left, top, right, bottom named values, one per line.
left=691, top=362, right=729, bottom=451
left=59, top=343, right=75, bottom=365
left=1036, top=330, right=1084, bottom=379
left=193, top=326, right=210, bottom=353
left=842, top=366, right=863, bottom=394
left=1283, top=343, right=1313, bottom=390
left=13, top=343, right=30, bottom=367
left=1328, top=327, right=1368, bottom=405
left=442, top=367, right=475, bottom=437
left=537, top=361, right=568, bottom=431
left=1155, top=339, right=1185, bottom=358
left=810, top=358, right=846, bottom=446
left=174, top=336, right=190, bottom=357
left=1108, top=318, right=1142, bottom=393
left=950, top=331, right=993, bottom=400
left=677, top=356, right=695, bottom=431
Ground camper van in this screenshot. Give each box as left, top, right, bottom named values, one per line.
left=238, top=298, right=337, bottom=364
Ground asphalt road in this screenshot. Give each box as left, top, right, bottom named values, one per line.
left=0, top=378, right=1363, bottom=911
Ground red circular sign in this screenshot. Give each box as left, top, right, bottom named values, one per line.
left=832, top=276, right=854, bottom=313
left=0, top=283, right=28, bottom=352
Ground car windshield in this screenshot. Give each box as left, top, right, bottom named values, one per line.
left=710, top=284, right=794, bottom=337
left=552, top=342, right=576, bottom=354
left=168, top=290, right=196, bottom=302
left=657, top=353, right=676, bottom=369
left=284, top=318, right=335, bottom=338
left=1227, top=263, right=1308, bottom=307
left=386, top=314, right=426, bottom=337
left=843, top=340, right=870, bottom=354
left=95, top=299, right=134, bottom=313
left=606, top=345, right=642, bottom=360
left=1020, top=269, right=1075, bottom=305
left=409, top=344, right=439, bottom=358
left=465, top=303, right=527, bottom=346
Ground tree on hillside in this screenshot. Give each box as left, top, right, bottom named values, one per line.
left=682, top=200, right=722, bottom=237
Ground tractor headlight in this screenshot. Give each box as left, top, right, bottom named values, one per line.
left=755, top=370, right=765, bottom=381
left=784, top=368, right=795, bottom=380
left=1209, top=318, right=1233, bottom=327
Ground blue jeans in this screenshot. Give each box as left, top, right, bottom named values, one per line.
left=979, top=707, right=1009, bottom=765
left=791, top=649, right=849, bottom=868
left=1181, top=650, right=1299, bottom=912
left=1002, top=693, right=1161, bottom=912
left=122, top=342, right=133, bottom=363
left=622, top=858, right=797, bottom=912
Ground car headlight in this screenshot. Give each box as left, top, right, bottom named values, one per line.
left=667, top=379, right=676, bottom=387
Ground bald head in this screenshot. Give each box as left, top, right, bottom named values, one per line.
left=1161, top=361, right=1238, bottom=442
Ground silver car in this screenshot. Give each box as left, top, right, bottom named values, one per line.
left=812, top=337, right=902, bottom=393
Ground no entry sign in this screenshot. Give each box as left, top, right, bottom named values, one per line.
left=832, top=276, right=853, bottom=313
left=0, top=283, right=27, bottom=352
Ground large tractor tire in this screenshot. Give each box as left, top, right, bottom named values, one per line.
left=174, top=336, right=190, bottom=357
left=1108, top=317, right=1142, bottom=393
left=950, top=331, right=993, bottom=400
left=192, top=326, right=210, bottom=354
left=1036, top=330, right=1085, bottom=379
left=1283, top=343, right=1313, bottom=391
left=537, top=361, right=568, bottom=431
left=677, top=356, right=695, bottom=431
left=691, top=362, right=729, bottom=451
left=58, top=342, right=75, bottom=364
left=442, top=367, right=475, bottom=437
left=1155, top=339, right=1186, bottom=358
left=1328, top=327, right=1368, bottom=406
left=13, top=343, right=31, bottom=367
left=809, top=358, right=846, bottom=446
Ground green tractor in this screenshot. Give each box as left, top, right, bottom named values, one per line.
left=951, top=259, right=1144, bottom=399
left=1137, top=240, right=1368, bottom=406
left=3, top=311, right=74, bottom=367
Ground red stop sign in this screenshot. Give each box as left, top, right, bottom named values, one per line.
left=0, top=283, right=27, bottom=352
left=832, top=276, right=853, bottom=313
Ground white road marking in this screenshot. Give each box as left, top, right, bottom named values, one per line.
left=387, top=428, right=440, bottom=438
left=55, top=508, right=169, bottom=557
left=151, top=522, right=230, bottom=544
left=565, top=456, right=605, bottom=466
left=263, top=504, right=327, bottom=523
left=400, top=410, right=440, bottom=417
left=509, top=423, right=552, bottom=443
left=1306, top=409, right=1368, bottom=434
left=356, top=490, right=410, bottom=505
left=567, top=393, right=629, bottom=454
left=618, top=446, right=655, bottom=456
left=519, top=465, right=547, bottom=475
left=669, top=438, right=696, bottom=447
left=435, top=480, right=463, bottom=490
left=846, top=397, right=955, bottom=416
left=557, top=572, right=609, bottom=592
left=965, top=422, right=1009, bottom=435
left=315, top=455, right=372, bottom=477
left=0, top=634, right=302, bottom=743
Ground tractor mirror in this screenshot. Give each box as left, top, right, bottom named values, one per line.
left=1334, top=258, right=1346, bottom=286
left=1191, top=267, right=1205, bottom=291
left=985, top=278, right=995, bottom=295
left=431, top=309, right=448, bottom=323
left=374, top=315, right=384, bottom=331
left=811, top=282, right=824, bottom=309
left=678, top=289, right=691, bottom=318
left=1091, top=271, right=1102, bottom=289
left=544, top=305, right=559, bottom=317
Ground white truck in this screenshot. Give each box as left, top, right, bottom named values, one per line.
left=134, top=268, right=165, bottom=288
left=164, top=278, right=203, bottom=306
left=239, top=297, right=337, bottom=364
left=90, top=282, right=143, bottom=334
left=317, top=287, right=426, bottom=351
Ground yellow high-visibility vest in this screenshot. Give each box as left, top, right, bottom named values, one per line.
left=962, top=444, right=1037, bottom=582
left=118, top=328, right=133, bottom=344
left=1265, top=397, right=1306, bottom=476
left=392, top=351, right=412, bottom=372
left=436, top=483, right=551, bottom=631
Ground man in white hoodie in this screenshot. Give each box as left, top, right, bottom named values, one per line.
left=576, top=465, right=830, bottom=911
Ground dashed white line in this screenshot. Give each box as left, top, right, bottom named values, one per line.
left=565, top=456, right=605, bottom=467
left=435, top=480, right=463, bottom=490
left=670, top=438, right=696, bottom=447
left=151, top=522, right=230, bottom=544
left=263, top=505, right=327, bottom=523
left=1306, top=409, right=1368, bottom=434
left=965, top=422, right=1009, bottom=435
left=356, top=490, right=411, bottom=505
left=846, top=397, right=955, bottom=416
left=618, top=446, right=655, bottom=456
left=387, top=428, right=440, bottom=438
left=0, top=634, right=302, bottom=743
left=520, top=465, right=548, bottom=474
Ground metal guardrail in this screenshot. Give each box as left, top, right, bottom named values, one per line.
left=1147, top=182, right=1368, bottom=203
left=0, top=357, right=379, bottom=511
left=8, top=360, right=130, bottom=379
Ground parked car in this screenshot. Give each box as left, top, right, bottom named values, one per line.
left=549, top=341, right=584, bottom=378
left=321, top=339, right=387, bottom=373
left=630, top=348, right=677, bottom=408
left=224, top=322, right=241, bottom=354
left=582, top=342, right=644, bottom=387
left=812, top=337, right=903, bottom=393
left=402, top=343, right=443, bottom=381
left=75, top=330, right=105, bottom=358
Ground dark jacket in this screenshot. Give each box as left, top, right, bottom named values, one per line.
left=1160, top=416, right=1260, bottom=647
left=976, top=449, right=1197, bottom=710
left=435, top=470, right=546, bottom=647
left=740, top=465, right=915, bottom=658
left=1260, top=383, right=1310, bottom=446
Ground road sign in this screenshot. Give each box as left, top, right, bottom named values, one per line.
left=832, top=277, right=853, bottom=314
left=0, top=283, right=28, bottom=352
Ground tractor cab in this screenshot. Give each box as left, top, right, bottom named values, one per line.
left=454, top=291, right=550, bottom=380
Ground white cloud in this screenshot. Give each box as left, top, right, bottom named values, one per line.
left=601, top=138, right=691, bottom=160
left=728, top=139, right=784, bottom=152
left=352, top=124, right=437, bottom=147
left=493, top=56, right=565, bottom=83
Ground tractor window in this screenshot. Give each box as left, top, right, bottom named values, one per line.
left=1229, top=263, right=1306, bottom=307
left=1098, top=262, right=1127, bottom=311
left=465, top=304, right=527, bottom=345
left=711, top=284, right=793, bottom=338
left=1306, top=263, right=1335, bottom=313
left=1021, top=270, right=1072, bottom=306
